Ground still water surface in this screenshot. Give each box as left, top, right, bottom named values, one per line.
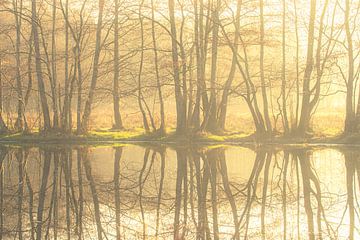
left=0, top=144, right=359, bottom=239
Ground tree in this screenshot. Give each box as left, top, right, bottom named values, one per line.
left=31, top=0, right=51, bottom=132
left=168, top=0, right=187, bottom=134
left=79, top=0, right=105, bottom=133
left=343, top=0, right=360, bottom=134
left=202, top=0, right=221, bottom=133
left=259, top=0, right=272, bottom=134
left=13, top=0, right=26, bottom=131
left=296, top=0, right=332, bottom=136
left=151, top=0, right=166, bottom=134
left=112, top=0, right=124, bottom=130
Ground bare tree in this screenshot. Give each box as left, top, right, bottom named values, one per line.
left=80, top=0, right=105, bottom=133
left=112, top=0, right=124, bottom=130
left=31, top=0, right=52, bottom=131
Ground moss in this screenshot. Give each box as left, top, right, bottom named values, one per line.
left=87, top=129, right=145, bottom=140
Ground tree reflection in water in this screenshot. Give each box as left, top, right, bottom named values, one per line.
left=0, top=145, right=359, bottom=239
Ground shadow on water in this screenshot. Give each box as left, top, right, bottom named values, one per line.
left=0, top=144, right=359, bottom=239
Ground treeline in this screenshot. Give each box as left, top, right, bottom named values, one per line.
left=0, top=0, right=359, bottom=137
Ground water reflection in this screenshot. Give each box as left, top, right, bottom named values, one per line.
left=0, top=145, right=359, bottom=239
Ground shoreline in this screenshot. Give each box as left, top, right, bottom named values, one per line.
left=0, top=130, right=359, bottom=147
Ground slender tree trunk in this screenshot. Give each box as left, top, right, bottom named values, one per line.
left=62, top=0, right=71, bottom=132
left=138, top=0, right=150, bottom=133
left=0, top=59, right=8, bottom=133
left=32, top=0, right=51, bottom=131
left=218, top=0, right=242, bottom=131
left=80, top=0, right=105, bottom=133
left=76, top=46, right=83, bottom=134
left=259, top=0, right=272, bottom=134
left=151, top=0, right=165, bottom=134
left=13, top=0, right=25, bottom=131
left=51, top=0, right=59, bottom=129
left=344, top=0, right=355, bottom=133
left=204, top=0, right=220, bottom=133
left=281, top=0, right=289, bottom=133
left=293, top=0, right=300, bottom=131
left=25, top=31, right=33, bottom=108
left=113, top=0, right=124, bottom=130
left=297, top=0, right=316, bottom=136
left=192, top=0, right=201, bottom=129
left=168, top=0, right=187, bottom=134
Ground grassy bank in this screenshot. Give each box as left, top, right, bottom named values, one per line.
left=0, top=128, right=359, bottom=146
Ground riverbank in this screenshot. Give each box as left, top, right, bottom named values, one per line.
left=0, top=128, right=359, bottom=146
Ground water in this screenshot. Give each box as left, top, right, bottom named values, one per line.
left=0, top=144, right=359, bottom=239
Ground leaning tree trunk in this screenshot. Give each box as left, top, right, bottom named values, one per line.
left=218, top=0, right=242, bottom=131
left=297, top=0, right=316, bottom=136
left=80, top=0, right=105, bottom=133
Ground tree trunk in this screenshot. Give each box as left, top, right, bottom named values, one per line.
left=80, top=0, right=105, bottom=133
left=13, top=0, right=25, bottom=131
left=138, top=0, right=150, bottom=133
left=297, top=0, right=316, bottom=136
left=51, top=0, right=59, bottom=129
left=344, top=0, right=355, bottom=133
left=0, top=59, right=8, bottom=134
left=61, top=0, right=71, bottom=132
left=76, top=48, right=83, bottom=134
left=293, top=0, right=300, bottom=131
left=168, top=0, right=187, bottom=134
left=192, top=0, right=201, bottom=129
left=204, top=0, right=220, bottom=133
left=113, top=0, right=124, bottom=130
left=259, top=0, right=272, bottom=134
left=31, top=0, right=51, bottom=132
left=151, top=0, right=165, bottom=134
left=281, top=0, right=289, bottom=134
left=218, top=0, right=242, bottom=131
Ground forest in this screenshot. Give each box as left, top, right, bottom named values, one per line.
left=0, top=0, right=360, bottom=141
